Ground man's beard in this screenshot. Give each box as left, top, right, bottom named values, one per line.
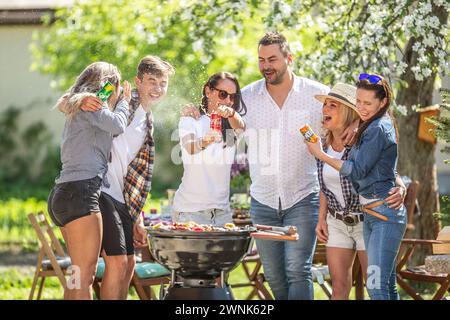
left=262, top=66, right=287, bottom=85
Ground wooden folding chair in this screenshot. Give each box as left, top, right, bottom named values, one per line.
left=395, top=180, right=450, bottom=300
left=131, top=268, right=170, bottom=300
left=230, top=240, right=273, bottom=300
left=396, top=239, right=450, bottom=300
left=129, top=244, right=171, bottom=300
left=28, top=211, right=104, bottom=300
left=311, top=242, right=332, bottom=298
left=27, top=212, right=69, bottom=300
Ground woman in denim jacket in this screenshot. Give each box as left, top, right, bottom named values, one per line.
left=305, top=73, right=407, bottom=300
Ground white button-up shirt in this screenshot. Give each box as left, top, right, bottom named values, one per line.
left=241, top=74, right=329, bottom=210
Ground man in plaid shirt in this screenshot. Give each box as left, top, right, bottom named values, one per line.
left=79, top=56, right=174, bottom=299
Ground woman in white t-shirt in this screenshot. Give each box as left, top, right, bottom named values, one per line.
left=173, top=72, right=246, bottom=225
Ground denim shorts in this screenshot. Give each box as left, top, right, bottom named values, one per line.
left=47, top=176, right=102, bottom=227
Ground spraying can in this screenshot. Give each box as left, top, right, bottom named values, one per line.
left=97, top=81, right=115, bottom=102
left=299, top=124, right=319, bottom=143
left=210, top=112, right=222, bottom=132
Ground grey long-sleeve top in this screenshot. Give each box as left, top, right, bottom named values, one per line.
left=55, top=99, right=129, bottom=184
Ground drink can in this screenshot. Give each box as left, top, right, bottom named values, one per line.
left=210, top=112, right=222, bottom=132
left=97, top=81, right=115, bottom=102
left=299, top=124, right=319, bottom=143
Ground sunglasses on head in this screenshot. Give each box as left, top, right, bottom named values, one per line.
left=211, top=87, right=238, bottom=101
left=359, top=73, right=383, bottom=84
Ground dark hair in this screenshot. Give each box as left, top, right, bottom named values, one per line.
left=354, top=75, right=397, bottom=144
left=137, top=55, right=175, bottom=79
left=199, top=72, right=247, bottom=148
left=258, top=32, right=292, bottom=57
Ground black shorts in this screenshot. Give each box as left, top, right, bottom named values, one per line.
left=47, top=176, right=102, bottom=227
left=99, top=192, right=134, bottom=256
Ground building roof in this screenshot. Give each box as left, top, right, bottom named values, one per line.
left=0, top=0, right=75, bottom=25
left=0, top=0, right=74, bottom=10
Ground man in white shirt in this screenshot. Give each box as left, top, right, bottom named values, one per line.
left=80, top=56, right=174, bottom=299
left=240, top=32, right=329, bottom=300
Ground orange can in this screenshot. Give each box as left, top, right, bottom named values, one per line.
left=299, top=124, right=319, bottom=143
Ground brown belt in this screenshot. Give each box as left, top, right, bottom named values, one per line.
left=361, top=200, right=388, bottom=221
left=328, top=208, right=364, bottom=226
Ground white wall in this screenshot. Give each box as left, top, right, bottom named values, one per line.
left=0, top=25, right=64, bottom=144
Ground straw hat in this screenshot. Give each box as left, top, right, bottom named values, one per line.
left=315, top=83, right=359, bottom=114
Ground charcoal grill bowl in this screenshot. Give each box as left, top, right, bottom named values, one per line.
left=147, top=228, right=253, bottom=279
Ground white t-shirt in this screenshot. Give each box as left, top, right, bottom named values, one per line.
left=322, top=146, right=345, bottom=208
left=241, top=75, right=329, bottom=210
left=173, top=115, right=236, bottom=212
left=102, top=105, right=149, bottom=203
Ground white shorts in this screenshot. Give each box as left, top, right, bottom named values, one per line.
left=326, top=213, right=366, bottom=251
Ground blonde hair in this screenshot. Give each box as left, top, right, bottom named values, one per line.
left=323, top=100, right=360, bottom=148
left=55, top=62, right=121, bottom=117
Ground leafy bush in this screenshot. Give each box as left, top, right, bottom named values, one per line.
left=0, top=106, right=61, bottom=201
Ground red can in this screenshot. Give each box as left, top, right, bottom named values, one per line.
left=210, top=112, right=222, bottom=132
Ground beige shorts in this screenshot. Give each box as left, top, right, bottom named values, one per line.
left=326, top=213, right=366, bottom=251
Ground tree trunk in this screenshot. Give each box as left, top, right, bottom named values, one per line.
left=396, top=4, right=448, bottom=265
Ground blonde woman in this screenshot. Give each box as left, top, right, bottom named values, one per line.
left=313, top=83, right=405, bottom=299
left=307, top=75, right=407, bottom=300
left=47, top=62, right=131, bottom=300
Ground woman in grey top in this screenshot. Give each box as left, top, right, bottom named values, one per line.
left=47, top=62, right=131, bottom=300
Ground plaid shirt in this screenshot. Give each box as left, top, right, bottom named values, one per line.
left=316, top=143, right=362, bottom=215
left=123, top=90, right=155, bottom=223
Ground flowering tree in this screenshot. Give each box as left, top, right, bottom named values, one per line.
left=172, top=0, right=449, bottom=242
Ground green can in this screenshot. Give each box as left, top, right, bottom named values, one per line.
left=97, top=81, right=115, bottom=102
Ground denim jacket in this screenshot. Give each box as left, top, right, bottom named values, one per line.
left=340, top=115, right=398, bottom=199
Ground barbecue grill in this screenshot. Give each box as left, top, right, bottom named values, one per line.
left=147, top=227, right=254, bottom=300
